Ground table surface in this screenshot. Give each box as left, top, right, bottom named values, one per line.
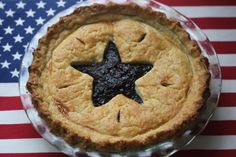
left=0, top=0, right=236, bottom=157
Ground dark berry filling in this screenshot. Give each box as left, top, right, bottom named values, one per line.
left=71, top=41, right=153, bottom=107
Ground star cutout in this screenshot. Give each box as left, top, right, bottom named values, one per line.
left=15, top=18, right=25, bottom=26
left=2, top=43, right=12, bottom=52
left=0, top=1, right=5, bottom=9
left=0, top=18, right=4, bottom=25
left=25, top=9, right=35, bottom=17
left=12, top=52, right=22, bottom=60
left=10, top=69, right=19, bottom=78
left=36, top=0, right=46, bottom=9
left=46, top=8, right=55, bottom=16
left=4, top=26, right=13, bottom=34
left=57, top=0, right=66, bottom=7
left=35, top=17, right=45, bottom=25
left=13, top=34, right=24, bottom=43
left=24, top=26, right=34, bottom=34
left=16, top=1, right=26, bottom=9
left=0, top=60, right=11, bottom=69
left=5, top=9, right=15, bottom=17
left=72, top=41, right=153, bottom=107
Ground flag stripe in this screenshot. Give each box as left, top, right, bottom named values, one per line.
left=0, top=96, right=22, bottom=110
left=192, top=18, right=236, bottom=29
left=2, top=80, right=236, bottom=96
left=1, top=136, right=236, bottom=153
left=0, top=139, right=60, bottom=153
left=212, top=42, right=236, bottom=54
left=219, top=93, right=236, bottom=107
left=185, top=136, right=236, bottom=150
left=221, top=67, right=236, bottom=80
left=218, top=54, right=236, bottom=66
left=202, top=121, right=236, bottom=135
left=0, top=110, right=30, bottom=124
left=0, top=154, right=67, bottom=157
left=0, top=83, right=19, bottom=96
left=1, top=121, right=236, bottom=139
left=212, top=107, right=236, bottom=121
left=203, top=29, right=236, bottom=42
left=0, top=124, right=40, bottom=139
left=222, top=80, right=236, bottom=93
left=174, top=6, right=236, bottom=18
left=1, top=92, right=235, bottom=111
left=173, top=150, right=236, bottom=157
left=157, top=0, right=236, bottom=6
left=0, top=107, right=236, bottom=124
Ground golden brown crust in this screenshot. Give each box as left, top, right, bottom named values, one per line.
left=27, top=2, right=210, bottom=152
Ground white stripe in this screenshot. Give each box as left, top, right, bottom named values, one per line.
left=0, top=83, right=19, bottom=96
left=1, top=107, right=236, bottom=124
left=218, top=54, right=236, bottom=67
left=222, top=80, right=236, bottom=93
left=212, top=107, right=236, bottom=121
left=186, top=136, right=236, bottom=150
left=203, top=29, right=236, bottom=42
left=0, top=136, right=236, bottom=153
left=0, top=80, right=234, bottom=96
left=174, top=6, right=236, bottom=18
left=0, top=138, right=59, bottom=153
left=0, top=110, right=30, bottom=124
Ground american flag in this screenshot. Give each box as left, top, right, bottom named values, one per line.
left=0, top=0, right=236, bottom=157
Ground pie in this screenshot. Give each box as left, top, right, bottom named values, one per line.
left=27, top=2, right=210, bottom=153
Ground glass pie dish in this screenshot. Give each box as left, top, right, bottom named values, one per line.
left=19, top=0, right=222, bottom=156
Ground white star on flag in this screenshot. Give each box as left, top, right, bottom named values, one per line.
left=13, top=34, right=24, bottom=43
left=10, top=69, right=19, bottom=78
left=12, top=52, right=22, bottom=60
left=25, top=9, right=35, bottom=17
left=35, top=17, right=45, bottom=25
left=15, top=18, right=25, bottom=26
left=46, top=8, right=55, bottom=16
left=2, top=43, right=12, bottom=52
left=57, top=0, right=66, bottom=7
left=16, top=1, right=26, bottom=9
left=0, top=60, right=11, bottom=69
left=0, top=1, right=5, bottom=9
left=4, top=26, right=13, bottom=34
left=36, top=0, right=46, bottom=9
left=0, top=18, right=3, bottom=25
left=24, top=26, right=35, bottom=34
left=5, top=9, right=15, bottom=17
left=0, top=37, right=2, bottom=43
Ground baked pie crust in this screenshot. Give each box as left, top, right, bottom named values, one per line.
left=27, top=2, right=210, bottom=152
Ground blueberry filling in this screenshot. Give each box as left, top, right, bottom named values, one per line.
left=71, top=41, right=153, bottom=107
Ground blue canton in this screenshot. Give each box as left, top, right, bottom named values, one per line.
left=0, top=0, right=83, bottom=82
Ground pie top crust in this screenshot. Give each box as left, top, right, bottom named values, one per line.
left=27, top=2, right=210, bottom=152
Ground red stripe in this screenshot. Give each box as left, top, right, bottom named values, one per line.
left=1, top=121, right=236, bottom=139
left=192, top=18, right=236, bottom=29
left=221, top=67, right=236, bottom=80
left=212, top=42, right=236, bottom=54
left=0, top=153, right=68, bottom=157
left=1, top=152, right=236, bottom=157
left=0, top=97, right=23, bottom=110
left=172, top=150, right=236, bottom=157
left=219, top=93, right=236, bottom=107
left=201, top=121, right=236, bottom=135
left=0, top=124, right=40, bottom=139
left=156, top=0, right=236, bottom=6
